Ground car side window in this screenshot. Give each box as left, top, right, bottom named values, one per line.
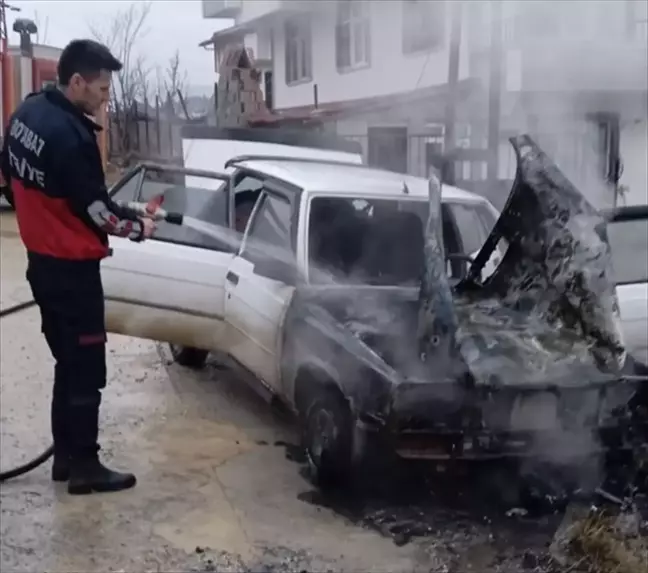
left=109, top=171, right=140, bottom=203
left=137, top=169, right=230, bottom=250
left=447, top=202, right=490, bottom=255
left=234, top=175, right=263, bottom=194
left=241, top=192, right=292, bottom=261
left=608, top=219, right=648, bottom=285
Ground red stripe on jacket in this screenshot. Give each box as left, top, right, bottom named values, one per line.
left=12, top=180, right=109, bottom=260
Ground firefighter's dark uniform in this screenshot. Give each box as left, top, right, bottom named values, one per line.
left=0, top=87, right=144, bottom=492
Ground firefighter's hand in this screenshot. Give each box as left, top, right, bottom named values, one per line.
left=141, top=217, right=157, bottom=239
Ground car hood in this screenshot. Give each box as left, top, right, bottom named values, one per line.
left=415, top=134, right=627, bottom=388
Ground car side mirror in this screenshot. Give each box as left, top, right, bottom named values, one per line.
left=253, top=258, right=298, bottom=284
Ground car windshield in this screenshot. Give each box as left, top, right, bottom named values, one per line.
left=307, top=196, right=495, bottom=285
left=607, top=218, right=648, bottom=285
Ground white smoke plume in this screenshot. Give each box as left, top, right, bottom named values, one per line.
left=279, top=0, right=647, bottom=208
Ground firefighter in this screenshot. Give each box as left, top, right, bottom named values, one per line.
left=0, top=39, right=156, bottom=495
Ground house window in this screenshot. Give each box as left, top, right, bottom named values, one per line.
left=285, top=14, right=312, bottom=85
left=336, top=0, right=371, bottom=71
left=627, top=0, right=648, bottom=40
left=524, top=3, right=562, bottom=37
left=402, top=0, right=446, bottom=54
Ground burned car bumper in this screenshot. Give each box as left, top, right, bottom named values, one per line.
left=356, top=372, right=647, bottom=462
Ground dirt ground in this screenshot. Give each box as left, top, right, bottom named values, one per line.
left=0, top=213, right=565, bottom=572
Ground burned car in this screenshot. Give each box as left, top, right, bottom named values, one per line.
left=101, top=135, right=647, bottom=487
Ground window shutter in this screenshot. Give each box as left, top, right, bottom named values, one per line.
left=284, top=21, right=291, bottom=84
left=336, top=23, right=350, bottom=70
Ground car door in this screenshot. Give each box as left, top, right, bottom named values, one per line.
left=443, top=199, right=503, bottom=280
left=101, top=163, right=237, bottom=351
left=606, top=207, right=648, bottom=363
left=223, top=180, right=299, bottom=394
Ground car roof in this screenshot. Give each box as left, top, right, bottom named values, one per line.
left=234, top=158, right=487, bottom=203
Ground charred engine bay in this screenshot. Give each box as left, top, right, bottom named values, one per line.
left=290, top=135, right=647, bottom=448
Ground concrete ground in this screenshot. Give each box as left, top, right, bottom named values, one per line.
left=1, top=215, right=464, bottom=572
left=6, top=210, right=646, bottom=573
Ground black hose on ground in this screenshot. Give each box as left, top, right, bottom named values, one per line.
left=0, top=206, right=185, bottom=482
left=0, top=445, right=54, bottom=482
left=0, top=299, right=37, bottom=318
left=0, top=298, right=55, bottom=483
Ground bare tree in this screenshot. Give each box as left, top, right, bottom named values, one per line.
left=34, top=10, right=49, bottom=45
left=88, top=1, right=152, bottom=162
left=133, top=56, right=152, bottom=103
left=163, top=50, right=190, bottom=119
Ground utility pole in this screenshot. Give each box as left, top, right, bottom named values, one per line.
left=0, top=1, right=21, bottom=57
left=442, top=0, right=463, bottom=185
left=486, top=0, right=503, bottom=184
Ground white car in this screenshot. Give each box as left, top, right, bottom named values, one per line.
left=606, top=205, right=648, bottom=364
left=103, top=158, right=503, bottom=368
left=102, top=150, right=646, bottom=487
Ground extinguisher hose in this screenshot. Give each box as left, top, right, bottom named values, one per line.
left=0, top=298, right=55, bottom=482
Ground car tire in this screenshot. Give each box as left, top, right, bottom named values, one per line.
left=169, top=344, right=208, bottom=370
left=302, top=387, right=354, bottom=489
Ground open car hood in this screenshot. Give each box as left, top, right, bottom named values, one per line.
left=419, top=134, right=627, bottom=388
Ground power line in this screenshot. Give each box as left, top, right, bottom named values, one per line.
left=1, top=1, right=22, bottom=45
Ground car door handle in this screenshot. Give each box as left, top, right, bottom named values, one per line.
left=226, top=271, right=239, bottom=285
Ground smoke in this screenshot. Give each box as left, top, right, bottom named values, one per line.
left=458, top=0, right=647, bottom=210
left=291, top=0, right=646, bottom=209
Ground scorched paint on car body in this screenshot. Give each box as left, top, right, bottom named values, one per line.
left=99, top=139, right=647, bottom=486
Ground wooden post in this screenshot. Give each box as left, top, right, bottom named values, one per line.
left=443, top=0, right=463, bottom=185
left=144, top=95, right=150, bottom=155
left=487, top=0, right=503, bottom=184
left=98, top=104, right=108, bottom=172
left=155, top=95, right=161, bottom=155
left=132, top=100, right=140, bottom=155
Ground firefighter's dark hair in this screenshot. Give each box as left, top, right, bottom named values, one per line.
left=57, top=39, right=123, bottom=86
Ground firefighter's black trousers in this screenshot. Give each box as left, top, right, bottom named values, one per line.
left=26, top=253, right=107, bottom=460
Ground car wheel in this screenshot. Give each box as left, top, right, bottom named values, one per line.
left=302, top=388, right=354, bottom=489
left=168, top=344, right=208, bottom=369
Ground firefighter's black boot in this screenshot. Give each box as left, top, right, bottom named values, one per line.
left=52, top=453, right=71, bottom=482
left=67, top=392, right=136, bottom=495
left=68, top=455, right=137, bottom=495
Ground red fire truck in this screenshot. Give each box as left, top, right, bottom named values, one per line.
left=1, top=44, right=60, bottom=138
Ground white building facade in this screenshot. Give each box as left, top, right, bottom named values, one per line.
left=201, top=0, right=648, bottom=208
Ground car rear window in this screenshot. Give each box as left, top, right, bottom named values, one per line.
left=307, top=196, right=493, bottom=285
left=607, top=219, right=648, bottom=285
left=307, top=197, right=425, bottom=285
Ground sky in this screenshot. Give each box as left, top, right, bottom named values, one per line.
left=6, top=0, right=232, bottom=95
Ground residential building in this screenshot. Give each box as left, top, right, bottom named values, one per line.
left=200, top=0, right=648, bottom=208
